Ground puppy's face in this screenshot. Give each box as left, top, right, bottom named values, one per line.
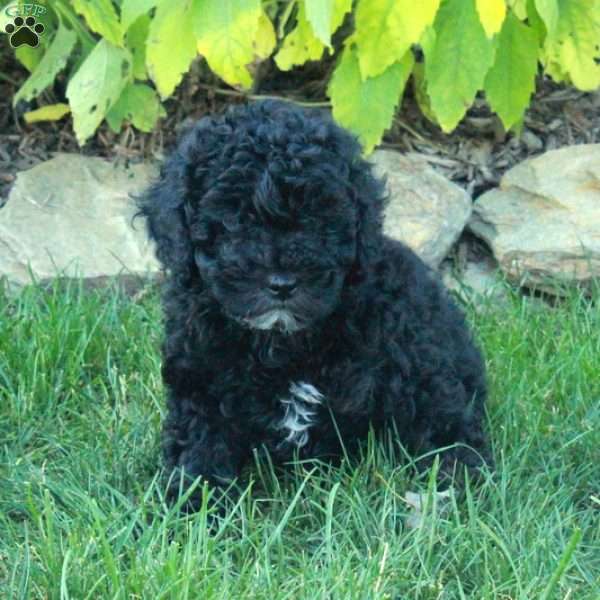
left=192, top=182, right=357, bottom=334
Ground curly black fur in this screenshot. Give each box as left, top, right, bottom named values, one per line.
left=139, top=100, right=491, bottom=508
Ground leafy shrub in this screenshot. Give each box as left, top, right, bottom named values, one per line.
left=3, top=0, right=600, bottom=152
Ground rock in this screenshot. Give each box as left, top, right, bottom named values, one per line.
left=371, top=150, right=472, bottom=267
left=1, top=150, right=473, bottom=290
left=441, top=255, right=507, bottom=306
left=0, top=153, right=159, bottom=290
left=404, top=489, right=452, bottom=530
left=468, top=144, right=600, bottom=293
left=521, top=129, right=544, bottom=152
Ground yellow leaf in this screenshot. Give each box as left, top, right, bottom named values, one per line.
left=559, top=36, right=600, bottom=90
left=540, top=42, right=569, bottom=83
left=275, top=2, right=325, bottom=70
left=546, top=0, right=600, bottom=90
left=331, top=0, right=353, bottom=31
left=254, top=12, right=276, bottom=59
left=355, top=0, right=440, bottom=79
left=475, top=0, right=507, bottom=36
left=24, top=103, right=70, bottom=123
left=66, top=40, right=132, bottom=144
left=275, top=0, right=351, bottom=70
left=147, top=1, right=197, bottom=99
left=195, top=0, right=264, bottom=88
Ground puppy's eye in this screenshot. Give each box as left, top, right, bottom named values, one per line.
left=307, top=269, right=335, bottom=286
left=222, top=215, right=240, bottom=232
left=194, top=248, right=215, bottom=270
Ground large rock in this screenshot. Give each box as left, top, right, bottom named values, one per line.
left=1, top=150, right=471, bottom=290
left=0, top=153, right=159, bottom=289
left=468, top=144, right=600, bottom=292
left=371, top=150, right=472, bottom=267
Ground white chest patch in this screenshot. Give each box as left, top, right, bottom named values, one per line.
left=278, top=382, right=324, bottom=448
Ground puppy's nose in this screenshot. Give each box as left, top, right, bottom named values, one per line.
left=267, top=273, right=297, bottom=300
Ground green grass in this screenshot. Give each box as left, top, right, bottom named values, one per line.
left=1, top=279, right=599, bottom=599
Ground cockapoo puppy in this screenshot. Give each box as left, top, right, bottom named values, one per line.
left=140, top=101, right=491, bottom=508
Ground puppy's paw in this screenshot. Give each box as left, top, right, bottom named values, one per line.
left=277, top=382, right=324, bottom=448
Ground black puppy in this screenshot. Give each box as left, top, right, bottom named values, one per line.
left=140, top=101, right=491, bottom=507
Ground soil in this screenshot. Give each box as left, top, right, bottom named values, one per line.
left=2, top=45, right=600, bottom=207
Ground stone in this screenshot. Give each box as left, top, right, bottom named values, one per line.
left=371, top=150, right=472, bottom=267
left=0, top=153, right=159, bottom=289
left=468, top=144, right=600, bottom=293
left=404, top=489, right=452, bottom=530
left=441, top=255, right=507, bottom=306
left=1, top=150, right=474, bottom=290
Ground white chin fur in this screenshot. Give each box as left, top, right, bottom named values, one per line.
left=245, top=309, right=301, bottom=334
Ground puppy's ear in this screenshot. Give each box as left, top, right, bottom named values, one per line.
left=138, top=151, right=193, bottom=276
left=350, top=162, right=387, bottom=280
left=137, top=120, right=226, bottom=278
left=138, top=116, right=233, bottom=277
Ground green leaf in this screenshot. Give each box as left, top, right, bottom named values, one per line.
left=484, top=11, right=539, bottom=129
left=552, top=0, right=600, bottom=90
left=72, top=0, right=123, bottom=46
left=14, top=22, right=77, bottom=105
left=24, top=103, right=70, bottom=123
left=354, top=0, right=440, bottom=79
left=328, top=45, right=414, bottom=154
left=195, top=0, right=270, bottom=88
left=275, top=0, right=350, bottom=70
left=535, top=0, right=559, bottom=35
left=507, top=0, right=528, bottom=19
left=147, top=0, right=196, bottom=98
left=106, top=83, right=165, bottom=132
left=424, top=0, right=495, bottom=132
left=126, top=14, right=150, bottom=80
left=15, top=46, right=44, bottom=72
left=121, top=0, right=160, bottom=31
left=66, top=40, right=132, bottom=144
left=305, top=0, right=334, bottom=46
left=526, top=0, right=548, bottom=42
left=413, top=26, right=439, bottom=124
left=412, top=61, right=438, bottom=124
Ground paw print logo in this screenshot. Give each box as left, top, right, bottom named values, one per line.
left=5, top=16, right=45, bottom=48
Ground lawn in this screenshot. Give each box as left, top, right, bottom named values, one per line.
left=1, top=279, right=599, bottom=599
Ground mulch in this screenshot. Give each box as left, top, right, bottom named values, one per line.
left=1, top=45, right=599, bottom=207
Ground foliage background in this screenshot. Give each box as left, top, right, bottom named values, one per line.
left=2, top=0, right=600, bottom=153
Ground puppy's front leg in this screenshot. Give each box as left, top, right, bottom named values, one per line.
left=161, top=393, right=248, bottom=510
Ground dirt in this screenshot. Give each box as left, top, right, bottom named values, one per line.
left=2, top=46, right=599, bottom=206
left=385, top=82, right=600, bottom=198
